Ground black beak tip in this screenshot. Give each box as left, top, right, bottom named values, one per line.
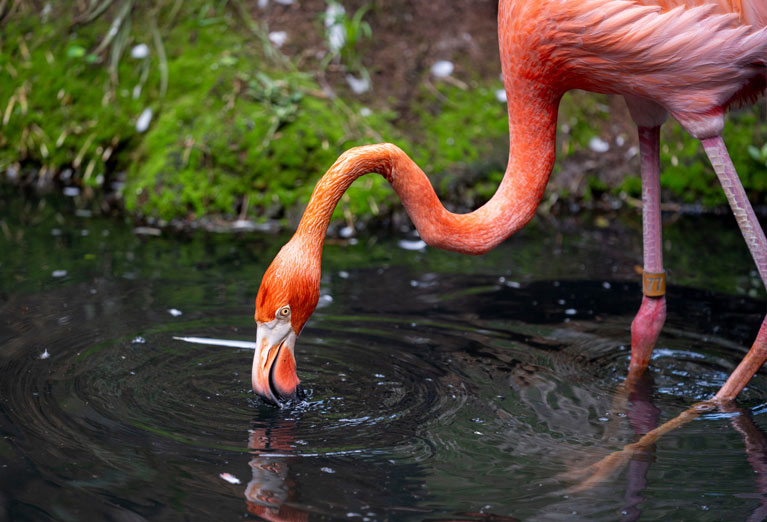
left=260, top=384, right=306, bottom=408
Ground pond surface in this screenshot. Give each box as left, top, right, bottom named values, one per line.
left=2, top=191, right=767, bottom=521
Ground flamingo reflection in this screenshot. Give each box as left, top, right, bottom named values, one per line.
left=245, top=422, right=308, bottom=522
left=619, top=374, right=661, bottom=522
left=571, top=380, right=767, bottom=522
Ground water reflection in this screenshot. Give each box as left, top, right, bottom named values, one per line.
left=723, top=404, right=767, bottom=522
left=620, top=374, right=661, bottom=522
left=570, top=384, right=767, bottom=522
left=4, top=191, right=767, bottom=519
left=246, top=421, right=307, bottom=522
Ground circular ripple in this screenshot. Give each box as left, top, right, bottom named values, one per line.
left=3, top=277, right=767, bottom=520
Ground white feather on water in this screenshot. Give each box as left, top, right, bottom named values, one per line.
left=173, top=336, right=258, bottom=350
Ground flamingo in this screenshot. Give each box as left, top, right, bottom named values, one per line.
left=252, top=0, right=767, bottom=406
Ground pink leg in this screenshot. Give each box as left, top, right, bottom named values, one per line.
left=628, top=126, right=667, bottom=381
left=701, top=136, right=767, bottom=402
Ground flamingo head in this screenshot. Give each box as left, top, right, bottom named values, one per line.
left=253, top=238, right=320, bottom=405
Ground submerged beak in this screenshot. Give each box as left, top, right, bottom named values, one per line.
left=253, top=322, right=301, bottom=405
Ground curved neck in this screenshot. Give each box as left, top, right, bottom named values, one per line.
left=295, top=82, right=559, bottom=255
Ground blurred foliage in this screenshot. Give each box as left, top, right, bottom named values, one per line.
left=620, top=109, right=767, bottom=206
left=411, top=82, right=509, bottom=206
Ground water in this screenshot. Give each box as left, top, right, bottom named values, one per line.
left=2, top=192, right=767, bottom=521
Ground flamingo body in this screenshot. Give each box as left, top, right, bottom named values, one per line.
left=253, top=0, right=767, bottom=405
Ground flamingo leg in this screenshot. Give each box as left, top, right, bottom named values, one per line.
left=628, top=126, right=667, bottom=383
left=701, top=136, right=767, bottom=402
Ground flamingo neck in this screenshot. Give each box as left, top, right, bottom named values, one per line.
left=294, top=81, right=559, bottom=256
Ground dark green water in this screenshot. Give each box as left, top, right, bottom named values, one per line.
left=2, top=191, right=767, bottom=521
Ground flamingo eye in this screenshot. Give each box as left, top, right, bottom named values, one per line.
left=277, top=305, right=291, bottom=318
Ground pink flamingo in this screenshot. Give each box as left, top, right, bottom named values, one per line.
left=252, top=0, right=767, bottom=406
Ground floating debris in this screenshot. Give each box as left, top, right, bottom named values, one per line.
left=588, top=136, right=610, bottom=153
left=339, top=226, right=354, bottom=238
left=564, top=308, right=577, bottom=315
left=345, top=74, right=370, bottom=94
left=231, top=219, right=257, bottom=231
left=133, top=226, right=161, bottom=236
left=52, top=269, right=67, bottom=278
left=173, top=336, right=257, bottom=350
left=359, top=107, right=372, bottom=117
left=398, top=239, right=427, bottom=251
left=219, top=473, right=241, bottom=485
left=495, top=89, right=507, bottom=103
left=320, top=467, right=336, bottom=474
left=136, top=108, right=153, bottom=133
left=268, top=31, right=288, bottom=48
left=431, top=60, right=454, bottom=78
left=40, top=349, right=51, bottom=360
left=168, top=308, right=183, bottom=317
left=602, top=281, right=612, bottom=289
left=62, top=187, right=80, bottom=197
left=130, top=43, right=149, bottom=59
left=131, top=336, right=146, bottom=344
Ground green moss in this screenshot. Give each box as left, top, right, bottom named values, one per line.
left=0, top=16, right=151, bottom=185
left=127, top=81, right=401, bottom=221
left=409, top=82, right=509, bottom=205
left=412, top=82, right=508, bottom=172
left=1, top=4, right=404, bottom=224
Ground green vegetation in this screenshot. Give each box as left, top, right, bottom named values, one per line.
left=620, top=109, right=767, bottom=206
left=0, top=1, right=401, bottom=224
left=411, top=82, right=509, bottom=205
left=0, top=2, right=765, bottom=228
left=125, top=26, right=400, bottom=222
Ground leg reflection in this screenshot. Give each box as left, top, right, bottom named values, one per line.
left=620, top=373, right=660, bottom=522
left=722, top=404, right=767, bottom=522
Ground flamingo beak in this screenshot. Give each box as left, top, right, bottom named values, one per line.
left=253, top=322, right=301, bottom=405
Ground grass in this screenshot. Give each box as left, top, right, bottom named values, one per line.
left=619, top=107, right=767, bottom=206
